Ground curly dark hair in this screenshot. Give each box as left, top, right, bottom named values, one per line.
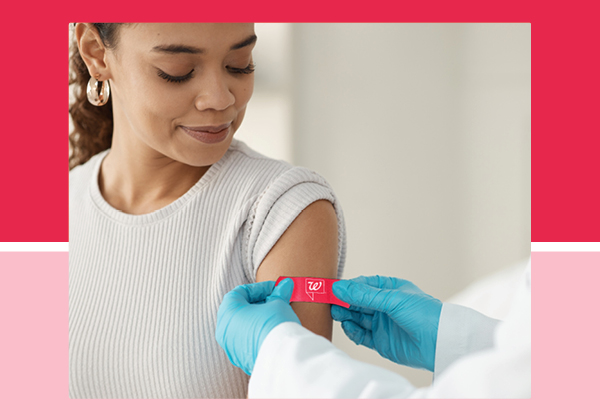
left=69, top=23, right=124, bottom=170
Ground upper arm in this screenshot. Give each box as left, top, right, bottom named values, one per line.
left=255, top=199, right=339, bottom=340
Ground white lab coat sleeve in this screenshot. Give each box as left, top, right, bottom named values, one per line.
left=248, top=321, right=417, bottom=398
left=248, top=305, right=502, bottom=398
left=433, top=303, right=501, bottom=378
left=412, top=263, right=531, bottom=398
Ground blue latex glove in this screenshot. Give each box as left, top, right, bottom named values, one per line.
left=216, top=278, right=300, bottom=375
left=331, top=276, right=442, bottom=372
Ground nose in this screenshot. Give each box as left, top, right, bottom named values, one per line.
left=194, top=69, right=236, bottom=112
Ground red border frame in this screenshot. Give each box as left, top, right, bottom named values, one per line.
left=1, top=2, right=598, bottom=241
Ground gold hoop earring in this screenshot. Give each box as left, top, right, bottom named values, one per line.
left=87, top=74, right=110, bottom=106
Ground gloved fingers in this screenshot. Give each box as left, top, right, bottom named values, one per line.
left=333, top=281, right=399, bottom=313
left=332, top=302, right=375, bottom=316
left=331, top=305, right=373, bottom=330
left=341, top=321, right=374, bottom=349
left=346, top=304, right=375, bottom=315
left=229, top=281, right=276, bottom=304
left=330, top=305, right=352, bottom=321
left=219, top=286, right=252, bottom=310
left=267, top=277, right=295, bottom=303
left=350, top=275, right=409, bottom=290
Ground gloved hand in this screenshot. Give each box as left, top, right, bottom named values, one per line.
left=331, top=276, right=442, bottom=372
left=216, top=278, right=300, bottom=375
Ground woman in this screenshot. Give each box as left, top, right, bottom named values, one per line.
left=69, top=23, right=346, bottom=398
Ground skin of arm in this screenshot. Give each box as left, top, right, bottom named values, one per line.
left=255, top=199, right=339, bottom=340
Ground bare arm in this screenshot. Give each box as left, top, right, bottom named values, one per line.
left=255, top=199, right=339, bottom=340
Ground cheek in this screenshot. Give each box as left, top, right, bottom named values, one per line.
left=124, top=68, right=186, bottom=125
left=232, top=79, right=254, bottom=129
left=233, top=108, right=248, bottom=132
left=142, top=96, right=180, bottom=128
left=237, top=78, right=254, bottom=106
left=139, top=95, right=189, bottom=146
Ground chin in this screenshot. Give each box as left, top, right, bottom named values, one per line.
left=178, top=137, right=233, bottom=167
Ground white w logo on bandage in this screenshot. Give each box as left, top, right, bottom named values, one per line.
left=305, top=278, right=325, bottom=300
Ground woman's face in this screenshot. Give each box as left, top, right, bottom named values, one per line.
left=105, top=23, right=256, bottom=167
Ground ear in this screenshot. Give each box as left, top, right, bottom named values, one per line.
left=75, top=23, right=112, bottom=80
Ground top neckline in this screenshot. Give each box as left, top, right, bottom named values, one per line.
left=88, top=142, right=235, bottom=225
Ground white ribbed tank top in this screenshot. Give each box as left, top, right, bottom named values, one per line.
left=69, top=140, right=346, bottom=398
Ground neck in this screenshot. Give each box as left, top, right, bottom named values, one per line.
left=99, top=135, right=209, bottom=215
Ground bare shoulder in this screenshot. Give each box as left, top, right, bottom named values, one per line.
left=256, top=199, right=339, bottom=339
left=256, top=199, right=338, bottom=281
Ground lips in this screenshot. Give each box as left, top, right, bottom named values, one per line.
left=183, top=123, right=231, bottom=133
left=180, top=123, right=232, bottom=144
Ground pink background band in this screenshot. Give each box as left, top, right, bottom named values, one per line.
left=2, top=252, right=598, bottom=416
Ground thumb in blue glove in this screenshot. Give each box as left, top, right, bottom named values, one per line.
left=216, top=278, right=300, bottom=375
left=331, top=276, right=442, bottom=372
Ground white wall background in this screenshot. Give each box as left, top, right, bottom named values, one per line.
left=241, top=23, right=530, bottom=387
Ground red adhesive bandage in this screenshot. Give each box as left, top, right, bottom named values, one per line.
left=275, top=277, right=350, bottom=308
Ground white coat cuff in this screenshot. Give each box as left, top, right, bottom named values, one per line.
left=250, top=322, right=303, bottom=391
left=434, top=303, right=500, bottom=379
left=249, top=321, right=417, bottom=398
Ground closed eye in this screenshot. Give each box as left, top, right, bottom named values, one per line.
left=227, top=63, right=255, bottom=75
left=157, top=68, right=194, bottom=83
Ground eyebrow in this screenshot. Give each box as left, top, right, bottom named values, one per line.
left=230, top=34, right=257, bottom=50
left=152, top=34, right=257, bottom=55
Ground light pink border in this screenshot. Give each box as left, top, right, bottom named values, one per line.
left=2, top=251, right=597, bottom=417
